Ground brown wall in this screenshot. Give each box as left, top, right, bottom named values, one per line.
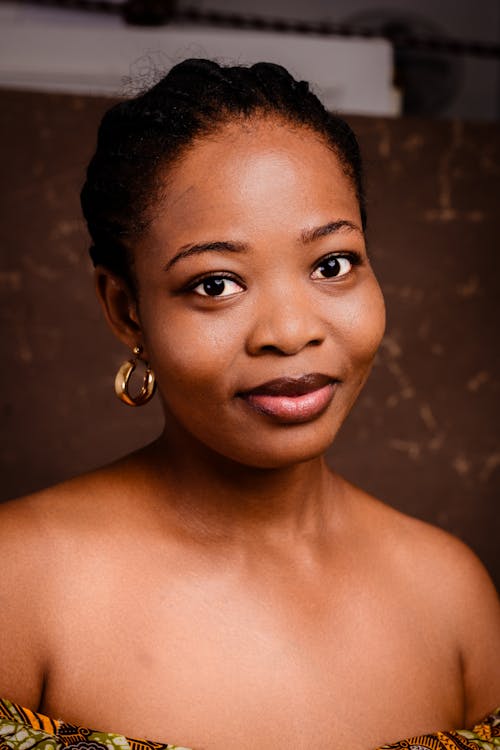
left=1, top=90, right=498, bottom=586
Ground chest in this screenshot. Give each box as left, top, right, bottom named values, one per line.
left=43, top=566, right=463, bottom=750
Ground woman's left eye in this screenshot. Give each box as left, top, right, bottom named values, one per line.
left=311, top=255, right=354, bottom=280
left=192, top=276, right=244, bottom=297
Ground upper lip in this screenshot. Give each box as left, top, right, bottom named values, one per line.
left=239, top=373, right=336, bottom=398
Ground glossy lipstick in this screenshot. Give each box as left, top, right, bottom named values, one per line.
left=238, top=373, right=337, bottom=424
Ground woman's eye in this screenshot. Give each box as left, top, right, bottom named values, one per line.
left=311, top=255, right=353, bottom=280
left=192, top=276, right=244, bottom=297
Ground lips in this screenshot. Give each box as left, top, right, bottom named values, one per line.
left=238, top=373, right=338, bottom=423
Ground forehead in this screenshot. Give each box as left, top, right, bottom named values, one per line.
left=166, top=117, right=352, bottom=194
left=148, top=117, right=359, bottom=244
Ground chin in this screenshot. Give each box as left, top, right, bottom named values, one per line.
left=215, top=423, right=341, bottom=471
left=162, top=398, right=348, bottom=471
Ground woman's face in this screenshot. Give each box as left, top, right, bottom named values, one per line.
left=130, top=117, right=386, bottom=468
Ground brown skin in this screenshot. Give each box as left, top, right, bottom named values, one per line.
left=0, top=118, right=499, bottom=750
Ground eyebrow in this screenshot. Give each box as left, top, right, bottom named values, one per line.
left=164, top=219, right=363, bottom=271
left=300, top=219, right=363, bottom=244
left=164, top=240, right=247, bottom=271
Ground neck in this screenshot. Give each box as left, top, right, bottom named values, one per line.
left=140, top=428, right=341, bottom=548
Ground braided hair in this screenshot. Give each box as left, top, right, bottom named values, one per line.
left=81, top=58, right=366, bottom=286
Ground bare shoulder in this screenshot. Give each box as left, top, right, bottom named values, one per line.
left=0, top=446, right=153, bottom=541
left=345, top=480, right=500, bottom=722
left=345, top=479, right=495, bottom=582
left=0, top=485, right=70, bottom=707
left=0, top=465, right=125, bottom=546
left=0, top=460, right=139, bottom=708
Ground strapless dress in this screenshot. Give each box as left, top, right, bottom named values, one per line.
left=0, top=698, right=499, bottom=750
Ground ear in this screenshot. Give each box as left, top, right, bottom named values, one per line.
left=94, top=266, right=142, bottom=352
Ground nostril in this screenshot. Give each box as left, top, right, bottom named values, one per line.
left=259, top=337, right=322, bottom=355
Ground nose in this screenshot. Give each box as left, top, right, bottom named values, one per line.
left=246, top=286, right=326, bottom=356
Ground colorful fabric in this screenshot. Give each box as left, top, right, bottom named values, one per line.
left=0, top=698, right=498, bottom=750
left=378, top=708, right=500, bottom=749
left=0, top=700, right=190, bottom=750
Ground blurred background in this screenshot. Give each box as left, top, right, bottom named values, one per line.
left=0, top=0, right=499, bottom=584
left=1, top=0, right=500, bottom=118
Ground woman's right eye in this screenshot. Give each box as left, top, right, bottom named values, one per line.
left=192, top=276, right=244, bottom=298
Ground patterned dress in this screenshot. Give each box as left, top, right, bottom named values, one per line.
left=0, top=699, right=499, bottom=750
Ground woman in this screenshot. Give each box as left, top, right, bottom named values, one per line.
left=0, top=59, right=498, bottom=750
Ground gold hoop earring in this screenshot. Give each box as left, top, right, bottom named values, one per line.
left=114, top=345, right=156, bottom=407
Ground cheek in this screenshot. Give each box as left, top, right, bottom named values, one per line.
left=141, top=307, right=239, bottom=393
left=339, top=277, right=386, bottom=373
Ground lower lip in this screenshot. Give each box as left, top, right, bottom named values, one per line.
left=240, top=383, right=336, bottom=424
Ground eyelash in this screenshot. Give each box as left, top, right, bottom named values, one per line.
left=312, top=251, right=362, bottom=280
left=185, top=251, right=362, bottom=298
left=186, top=271, right=246, bottom=298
